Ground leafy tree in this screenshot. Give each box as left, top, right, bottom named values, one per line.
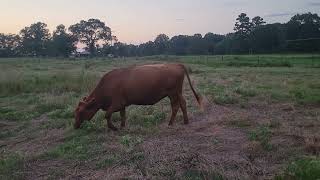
left=138, top=41, right=156, bottom=56
left=203, top=33, right=225, bottom=54
left=215, top=33, right=239, bottom=54
left=188, top=34, right=206, bottom=54
left=250, top=23, right=286, bottom=53
left=20, top=22, right=50, bottom=56
left=251, top=16, right=266, bottom=29
left=0, top=33, right=20, bottom=57
left=154, top=34, right=170, bottom=54
left=49, top=25, right=76, bottom=57
left=234, top=13, right=253, bottom=53
left=286, top=12, right=320, bottom=52
left=169, top=35, right=190, bottom=55
left=287, top=12, right=320, bottom=39
left=69, top=19, right=112, bottom=55
left=234, top=13, right=253, bottom=37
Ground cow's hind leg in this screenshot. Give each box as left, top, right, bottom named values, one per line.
left=179, top=94, right=189, bottom=124
left=105, top=110, right=118, bottom=131
left=168, top=95, right=180, bottom=126
left=120, top=108, right=126, bottom=129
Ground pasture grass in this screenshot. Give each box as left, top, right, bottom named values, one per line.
left=183, top=169, right=224, bottom=180
left=0, top=153, right=25, bottom=180
left=44, top=128, right=104, bottom=160
left=0, top=55, right=319, bottom=179
left=95, top=155, right=118, bottom=169
left=249, top=125, right=273, bottom=151
left=276, top=156, right=320, bottom=180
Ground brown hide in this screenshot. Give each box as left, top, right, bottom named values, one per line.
left=74, top=63, right=202, bottom=130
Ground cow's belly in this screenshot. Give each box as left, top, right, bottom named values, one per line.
left=131, top=95, right=167, bottom=105
left=126, top=87, right=169, bottom=105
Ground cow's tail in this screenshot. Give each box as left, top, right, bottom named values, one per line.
left=182, top=64, right=204, bottom=111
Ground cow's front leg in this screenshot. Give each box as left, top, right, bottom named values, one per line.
left=120, top=108, right=126, bottom=129
left=105, top=111, right=118, bottom=131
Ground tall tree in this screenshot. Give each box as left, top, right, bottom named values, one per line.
left=250, top=23, right=285, bottom=53
left=20, top=22, right=50, bottom=56
left=0, top=33, right=20, bottom=57
left=169, top=35, right=190, bottom=55
left=69, top=19, right=112, bottom=55
left=233, top=13, right=253, bottom=53
left=286, top=12, right=320, bottom=52
left=251, top=16, right=266, bottom=29
left=189, top=34, right=206, bottom=55
left=215, top=33, right=239, bottom=54
left=234, top=13, right=253, bottom=37
left=286, top=12, right=320, bottom=39
left=154, top=34, right=169, bottom=54
left=203, top=33, right=225, bottom=54
left=49, top=25, right=76, bottom=57
left=138, top=41, right=156, bottom=56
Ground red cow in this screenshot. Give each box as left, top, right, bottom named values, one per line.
left=74, top=63, right=203, bottom=130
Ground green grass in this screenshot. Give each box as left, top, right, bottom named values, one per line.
left=227, top=119, right=252, bottom=128
left=183, top=169, right=224, bottom=180
left=129, top=107, right=167, bottom=128
left=276, top=156, right=320, bottom=180
left=95, top=155, right=118, bottom=169
left=234, top=86, right=257, bottom=97
left=0, top=154, right=25, bottom=180
left=249, top=125, right=272, bottom=151
left=178, top=54, right=320, bottom=68
left=120, top=135, right=143, bottom=151
left=44, top=130, right=104, bottom=160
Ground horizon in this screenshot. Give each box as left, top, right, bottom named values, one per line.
left=1, top=0, right=320, bottom=45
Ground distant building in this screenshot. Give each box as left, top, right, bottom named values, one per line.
left=78, top=51, right=90, bottom=57
left=72, top=48, right=91, bottom=57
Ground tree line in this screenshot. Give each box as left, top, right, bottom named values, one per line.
left=1, top=12, right=320, bottom=58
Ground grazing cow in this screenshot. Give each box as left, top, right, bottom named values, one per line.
left=74, top=63, right=203, bottom=130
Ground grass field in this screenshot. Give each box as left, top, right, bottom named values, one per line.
left=0, top=55, right=319, bottom=179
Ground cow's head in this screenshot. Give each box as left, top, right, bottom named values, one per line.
left=74, top=97, right=99, bottom=129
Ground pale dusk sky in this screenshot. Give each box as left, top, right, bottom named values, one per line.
left=1, top=0, right=319, bottom=44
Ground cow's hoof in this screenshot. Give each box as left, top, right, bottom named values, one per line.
left=108, top=126, right=118, bottom=131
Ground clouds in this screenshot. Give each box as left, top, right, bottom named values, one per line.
left=265, top=13, right=296, bottom=18
left=175, top=19, right=185, bottom=22
left=307, top=2, right=320, bottom=6
left=222, top=0, right=249, bottom=7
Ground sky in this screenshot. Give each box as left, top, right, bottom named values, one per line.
left=1, top=0, right=320, bottom=44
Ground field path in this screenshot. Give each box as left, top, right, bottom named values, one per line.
left=103, top=104, right=276, bottom=179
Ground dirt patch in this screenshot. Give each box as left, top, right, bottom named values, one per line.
left=104, top=105, right=266, bottom=179
left=24, top=158, right=110, bottom=180
left=0, top=114, right=65, bottom=156
left=103, top=101, right=319, bottom=179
